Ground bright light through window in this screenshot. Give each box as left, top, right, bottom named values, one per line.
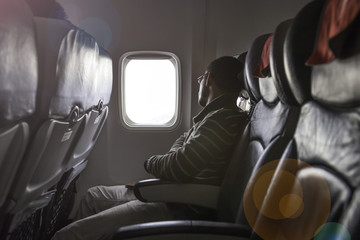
left=119, top=52, right=180, bottom=129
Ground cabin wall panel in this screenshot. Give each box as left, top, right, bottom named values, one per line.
left=207, top=0, right=313, bottom=57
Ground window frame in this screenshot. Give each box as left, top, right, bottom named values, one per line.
left=118, top=51, right=181, bottom=130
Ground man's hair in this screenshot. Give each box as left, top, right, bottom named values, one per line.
left=207, top=56, right=244, bottom=93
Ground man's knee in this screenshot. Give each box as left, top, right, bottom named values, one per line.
left=77, top=186, right=107, bottom=218
left=83, top=185, right=113, bottom=206
left=84, top=185, right=104, bottom=202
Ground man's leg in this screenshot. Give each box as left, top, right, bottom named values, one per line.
left=76, top=185, right=136, bottom=219
left=51, top=200, right=173, bottom=240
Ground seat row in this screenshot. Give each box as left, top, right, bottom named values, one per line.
left=0, top=0, right=113, bottom=239
left=113, top=0, right=360, bottom=239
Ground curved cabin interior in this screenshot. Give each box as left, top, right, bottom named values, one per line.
left=0, top=0, right=359, bottom=239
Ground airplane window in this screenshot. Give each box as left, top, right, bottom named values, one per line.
left=119, top=51, right=181, bottom=129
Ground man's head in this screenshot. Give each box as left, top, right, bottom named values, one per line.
left=197, top=56, right=244, bottom=107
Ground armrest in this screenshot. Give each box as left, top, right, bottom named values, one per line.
left=133, top=179, right=220, bottom=209
left=113, top=220, right=252, bottom=240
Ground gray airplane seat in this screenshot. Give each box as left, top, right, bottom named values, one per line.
left=236, top=52, right=253, bottom=115
left=2, top=12, right=112, bottom=240
left=218, top=19, right=300, bottom=225
left=112, top=19, right=301, bottom=240
left=244, top=0, right=360, bottom=239
left=0, top=0, right=38, bottom=231
left=40, top=26, right=113, bottom=240
left=35, top=18, right=112, bottom=240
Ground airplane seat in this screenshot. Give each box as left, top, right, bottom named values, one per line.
left=63, top=46, right=112, bottom=175
left=34, top=18, right=112, bottom=240
left=0, top=0, right=38, bottom=229
left=2, top=14, right=112, bottom=240
left=244, top=0, right=360, bottom=239
left=236, top=52, right=254, bottom=115
left=2, top=17, right=86, bottom=240
left=112, top=20, right=301, bottom=240
left=41, top=29, right=113, bottom=240
left=237, top=89, right=252, bottom=115
left=218, top=21, right=300, bottom=224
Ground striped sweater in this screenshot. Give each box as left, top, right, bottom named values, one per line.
left=144, top=93, right=248, bottom=185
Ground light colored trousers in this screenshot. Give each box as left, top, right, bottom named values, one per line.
left=51, top=185, right=173, bottom=240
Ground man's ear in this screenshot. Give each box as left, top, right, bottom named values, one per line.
left=205, top=73, right=213, bottom=87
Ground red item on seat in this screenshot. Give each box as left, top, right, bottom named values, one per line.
left=253, top=34, right=273, bottom=78
left=306, top=0, right=360, bottom=65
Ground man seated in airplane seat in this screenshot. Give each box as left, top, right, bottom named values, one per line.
left=51, top=56, right=248, bottom=240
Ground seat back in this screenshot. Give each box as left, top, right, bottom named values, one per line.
left=64, top=46, right=112, bottom=174
left=3, top=15, right=112, bottom=238
left=218, top=20, right=300, bottom=223
left=236, top=52, right=254, bottom=114
left=0, top=0, right=38, bottom=210
left=242, top=0, right=360, bottom=239
left=40, top=25, right=113, bottom=240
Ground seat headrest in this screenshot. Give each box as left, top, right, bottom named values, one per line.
left=306, top=0, right=360, bottom=65
left=253, top=34, right=272, bottom=79
left=246, top=33, right=279, bottom=104
left=34, top=17, right=113, bottom=119
left=270, top=19, right=298, bottom=106
left=236, top=52, right=249, bottom=97
left=0, top=0, right=38, bottom=126
left=51, top=28, right=113, bottom=116
left=236, top=52, right=253, bottom=112
left=310, top=0, right=360, bottom=107
left=283, top=0, right=326, bottom=105
left=245, top=34, right=272, bottom=103
left=285, top=0, right=360, bottom=107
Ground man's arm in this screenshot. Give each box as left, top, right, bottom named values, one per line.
left=168, top=132, right=187, bottom=153
left=143, top=132, right=188, bottom=174
left=144, top=109, right=246, bottom=182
